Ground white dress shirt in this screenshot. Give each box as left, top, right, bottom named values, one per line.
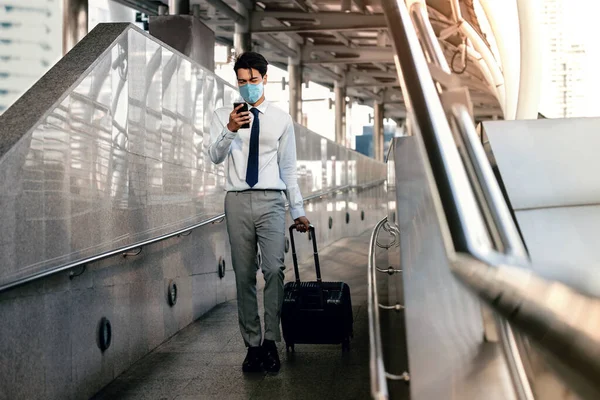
left=208, top=100, right=306, bottom=220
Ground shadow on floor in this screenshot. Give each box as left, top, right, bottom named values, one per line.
left=92, top=235, right=373, bottom=400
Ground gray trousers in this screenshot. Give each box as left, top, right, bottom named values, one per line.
left=224, top=190, right=286, bottom=347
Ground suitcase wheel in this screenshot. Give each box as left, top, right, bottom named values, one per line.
left=286, top=343, right=295, bottom=353
left=342, top=337, right=351, bottom=352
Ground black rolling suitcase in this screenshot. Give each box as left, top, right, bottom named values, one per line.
left=281, top=224, right=353, bottom=353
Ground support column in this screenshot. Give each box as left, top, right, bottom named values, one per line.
left=515, top=0, right=542, bottom=119
left=334, top=66, right=346, bottom=146
left=169, top=0, right=190, bottom=15
left=288, top=40, right=303, bottom=124
left=373, top=102, right=384, bottom=161
left=234, top=1, right=251, bottom=54
left=347, top=99, right=352, bottom=147
left=149, top=14, right=215, bottom=71
left=62, top=0, right=88, bottom=55
left=158, top=4, right=169, bottom=15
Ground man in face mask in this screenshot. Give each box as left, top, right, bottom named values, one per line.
left=208, top=52, right=310, bottom=374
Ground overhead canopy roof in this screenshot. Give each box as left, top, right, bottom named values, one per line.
left=116, top=0, right=503, bottom=122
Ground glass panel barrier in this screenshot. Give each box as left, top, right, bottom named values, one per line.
left=0, top=23, right=386, bottom=291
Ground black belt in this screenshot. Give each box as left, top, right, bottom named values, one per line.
left=229, top=189, right=283, bottom=193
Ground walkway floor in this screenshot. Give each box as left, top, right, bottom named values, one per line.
left=92, top=233, right=371, bottom=400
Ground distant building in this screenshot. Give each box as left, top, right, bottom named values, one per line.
left=355, top=125, right=395, bottom=159
left=539, top=0, right=587, bottom=117
left=0, top=1, right=140, bottom=115
left=0, top=2, right=62, bottom=114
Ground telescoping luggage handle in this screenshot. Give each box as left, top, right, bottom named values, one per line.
left=288, top=224, right=321, bottom=284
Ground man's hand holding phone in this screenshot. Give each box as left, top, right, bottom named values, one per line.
left=227, top=103, right=251, bottom=132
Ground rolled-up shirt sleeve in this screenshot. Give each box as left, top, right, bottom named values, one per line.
left=278, top=116, right=305, bottom=219
left=208, top=111, right=237, bottom=164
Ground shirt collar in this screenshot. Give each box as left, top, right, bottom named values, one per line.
left=252, top=100, right=269, bottom=114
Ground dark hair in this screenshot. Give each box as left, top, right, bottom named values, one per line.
left=234, top=52, right=269, bottom=77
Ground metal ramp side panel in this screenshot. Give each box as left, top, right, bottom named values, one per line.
left=482, top=117, right=600, bottom=211
left=483, top=118, right=600, bottom=294
left=514, top=207, right=600, bottom=297
left=392, top=137, right=516, bottom=400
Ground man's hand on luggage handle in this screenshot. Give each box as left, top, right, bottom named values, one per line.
left=294, top=216, right=310, bottom=233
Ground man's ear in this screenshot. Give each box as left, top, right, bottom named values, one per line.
left=263, top=74, right=268, bottom=85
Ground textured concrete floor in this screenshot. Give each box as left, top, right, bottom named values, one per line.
left=92, top=233, right=371, bottom=400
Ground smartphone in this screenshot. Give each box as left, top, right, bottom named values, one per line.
left=233, top=102, right=250, bottom=129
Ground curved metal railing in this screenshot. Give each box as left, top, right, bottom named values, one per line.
left=368, top=216, right=409, bottom=399
left=368, top=217, right=390, bottom=400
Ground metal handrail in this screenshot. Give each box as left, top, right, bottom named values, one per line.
left=450, top=104, right=534, bottom=400
left=0, top=213, right=226, bottom=294
left=388, top=2, right=535, bottom=399
left=449, top=105, right=527, bottom=260
left=409, top=2, right=450, bottom=74
left=0, top=178, right=387, bottom=294
left=382, top=0, right=600, bottom=398
left=384, top=0, right=493, bottom=259
left=409, top=4, right=534, bottom=399
left=368, top=216, right=391, bottom=400
left=368, top=216, right=408, bottom=400
left=451, top=254, right=600, bottom=399
left=304, top=178, right=388, bottom=202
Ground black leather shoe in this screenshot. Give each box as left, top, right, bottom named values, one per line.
left=242, top=347, right=263, bottom=373
left=261, top=339, right=281, bottom=373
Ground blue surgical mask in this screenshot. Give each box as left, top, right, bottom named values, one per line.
left=239, top=81, right=264, bottom=104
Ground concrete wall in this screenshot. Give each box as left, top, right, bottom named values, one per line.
left=0, top=219, right=233, bottom=400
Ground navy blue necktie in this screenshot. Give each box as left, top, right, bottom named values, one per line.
left=245, top=108, right=260, bottom=187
